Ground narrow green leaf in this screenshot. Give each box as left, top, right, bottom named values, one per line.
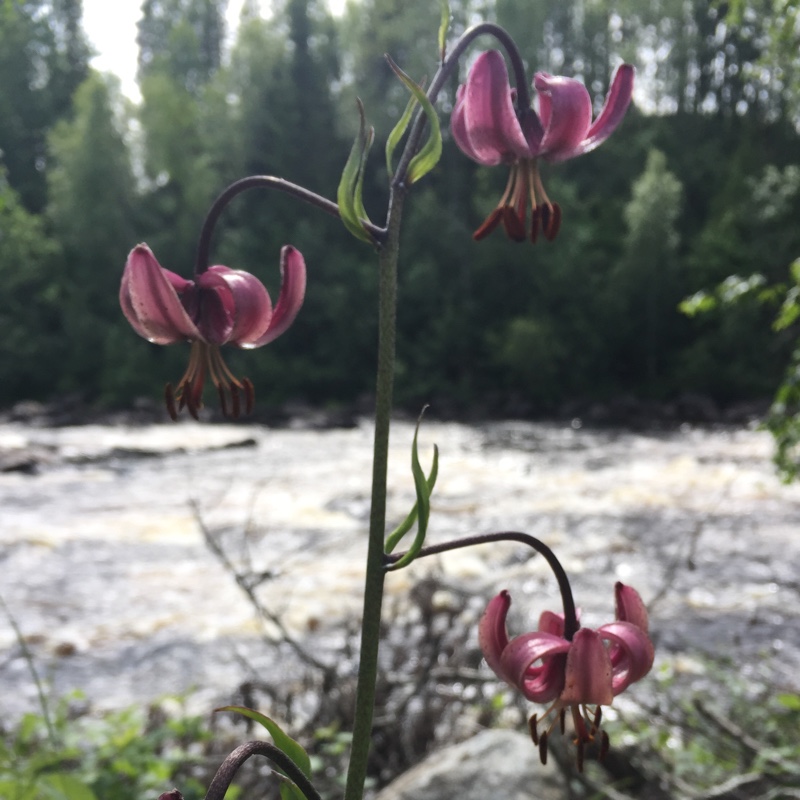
left=384, top=443, right=438, bottom=553
left=280, top=779, right=307, bottom=800
left=336, top=99, right=374, bottom=243
left=387, top=414, right=438, bottom=570
left=438, top=0, right=450, bottom=61
left=386, top=92, right=418, bottom=177
left=385, top=56, right=442, bottom=185
left=354, top=125, right=374, bottom=223
left=216, top=706, right=312, bottom=778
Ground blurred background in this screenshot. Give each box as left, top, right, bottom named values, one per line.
left=1, top=0, right=799, bottom=419
left=2, top=4, right=800, bottom=797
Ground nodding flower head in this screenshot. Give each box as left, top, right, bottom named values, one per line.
left=479, top=582, right=653, bottom=771
left=451, top=51, right=634, bottom=243
left=120, top=243, right=306, bottom=420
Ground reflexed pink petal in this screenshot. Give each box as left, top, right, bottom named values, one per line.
left=248, top=246, right=307, bottom=347
left=547, top=64, right=634, bottom=163
left=455, top=51, right=531, bottom=166
left=190, top=268, right=238, bottom=345
left=598, top=620, right=655, bottom=694
left=120, top=244, right=200, bottom=345
left=500, top=631, right=572, bottom=703
left=614, top=582, right=649, bottom=632
left=558, top=628, right=614, bottom=707
left=538, top=609, right=566, bottom=637
left=451, top=85, right=484, bottom=163
left=204, top=266, right=273, bottom=346
left=478, top=591, right=514, bottom=684
left=533, top=73, right=593, bottom=162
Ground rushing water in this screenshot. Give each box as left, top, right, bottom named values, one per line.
left=2, top=418, right=799, bottom=719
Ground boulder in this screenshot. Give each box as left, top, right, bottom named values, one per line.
left=373, top=729, right=564, bottom=800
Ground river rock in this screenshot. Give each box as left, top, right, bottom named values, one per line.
left=373, top=729, right=563, bottom=800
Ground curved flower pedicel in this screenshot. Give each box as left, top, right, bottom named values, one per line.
left=120, top=243, right=306, bottom=419
left=479, top=582, right=654, bottom=770
left=451, top=50, right=634, bottom=242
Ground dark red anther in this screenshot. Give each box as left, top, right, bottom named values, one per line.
left=528, top=714, right=539, bottom=746
left=473, top=207, right=505, bottom=241
left=538, top=731, right=548, bottom=765
left=243, top=378, right=255, bottom=415
left=530, top=206, right=540, bottom=243
left=217, top=383, right=229, bottom=418
left=502, top=206, right=527, bottom=242
left=599, top=730, right=610, bottom=762
left=576, top=739, right=585, bottom=773
left=165, top=384, right=179, bottom=421
left=559, top=707, right=566, bottom=735
left=230, top=382, right=241, bottom=418
left=543, top=202, right=561, bottom=241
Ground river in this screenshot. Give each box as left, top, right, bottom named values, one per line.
left=2, top=418, right=799, bottom=720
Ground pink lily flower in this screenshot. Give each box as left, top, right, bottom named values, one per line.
left=479, top=582, right=654, bottom=770
left=120, top=243, right=306, bottom=419
left=451, top=51, right=634, bottom=242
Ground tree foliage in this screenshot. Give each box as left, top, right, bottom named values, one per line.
left=0, top=0, right=799, bottom=419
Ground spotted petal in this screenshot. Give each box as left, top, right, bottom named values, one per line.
left=478, top=590, right=514, bottom=685
left=500, top=631, right=572, bottom=703
left=120, top=244, right=200, bottom=345
left=598, top=620, right=655, bottom=694
left=451, top=50, right=531, bottom=166
left=533, top=73, right=594, bottom=161
left=614, top=582, right=649, bottom=633
left=203, top=266, right=274, bottom=346
left=558, top=628, right=614, bottom=707
left=246, top=246, right=307, bottom=347
left=534, top=64, right=634, bottom=162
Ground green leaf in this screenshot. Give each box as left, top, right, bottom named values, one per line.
left=777, top=692, right=800, bottom=711
left=39, top=774, right=97, bottom=800
left=678, top=291, right=717, bottom=317
left=385, top=56, right=442, bottom=185
left=386, top=412, right=438, bottom=569
left=336, top=99, right=375, bottom=244
left=790, top=258, right=800, bottom=286
left=385, top=91, right=418, bottom=177
left=384, top=440, right=438, bottom=554
left=215, top=706, right=312, bottom=779
left=438, top=0, right=450, bottom=60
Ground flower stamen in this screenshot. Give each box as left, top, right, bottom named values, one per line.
left=166, top=342, right=255, bottom=420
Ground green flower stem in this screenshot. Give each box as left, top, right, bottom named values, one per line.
left=343, top=188, right=406, bottom=800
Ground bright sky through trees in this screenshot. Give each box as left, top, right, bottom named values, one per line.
left=81, top=0, right=346, bottom=99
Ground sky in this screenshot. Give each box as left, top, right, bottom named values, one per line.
left=81, top=0, right=345, bottom=101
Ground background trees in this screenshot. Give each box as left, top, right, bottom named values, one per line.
left=0, top=0, right=798, bottom=417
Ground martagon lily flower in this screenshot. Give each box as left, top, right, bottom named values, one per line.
left=451, top=51, right=634, bottom=242
left=120, top=243, right=306, bottom=420
left=479, top=581, right=654, bottom=770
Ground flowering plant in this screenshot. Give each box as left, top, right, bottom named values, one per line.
left=119, top=10, right=647, bottom=800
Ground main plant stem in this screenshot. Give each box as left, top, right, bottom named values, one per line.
left=343, top=188, right=405, bottom=800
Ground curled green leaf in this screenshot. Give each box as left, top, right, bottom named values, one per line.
left=386, top=82, right=424, bottom=177
left=438, top=0, right=450, bottom=61
left=386, top=412, right=438, bottom=569
left=337, top=98, right=376, bottom=244
left=385, top=55, right=442, bottom=185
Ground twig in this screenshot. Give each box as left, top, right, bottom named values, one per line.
left=190, top=499, right=332, bottom=674
left=0, top=593, right=56, bottom=742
